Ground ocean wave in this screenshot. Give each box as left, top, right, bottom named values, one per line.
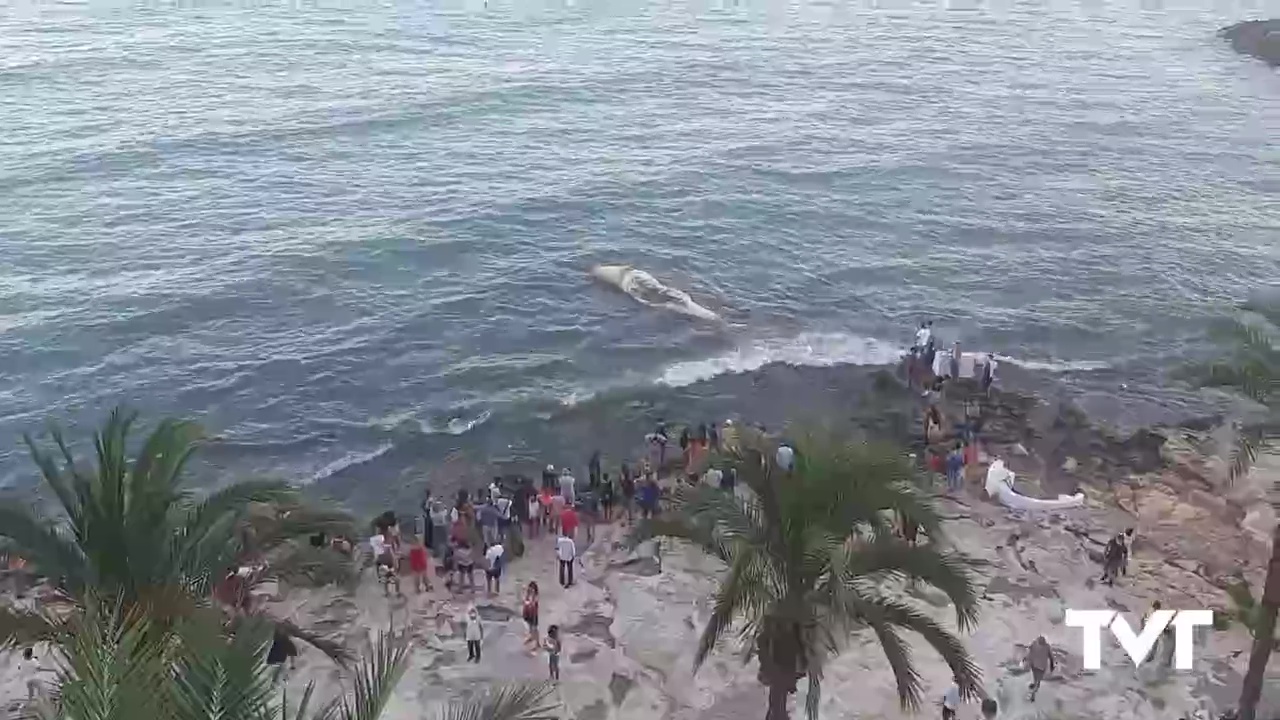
left=993, top=354, right=1110, bottom=373
left=655, top=332, right=905, bottom=388
left=368, top=408, right=493, bottom=436
left=307, top=443, right=394, bottom=485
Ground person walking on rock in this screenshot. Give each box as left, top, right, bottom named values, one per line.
left=1025, top=635, right=1055, bottom=701
left=556, top=531, right=577, bottom=588
left=465, top=605, right=484, bottom=663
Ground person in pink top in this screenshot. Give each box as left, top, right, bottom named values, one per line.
left=560, top=505, right=579, bottom=541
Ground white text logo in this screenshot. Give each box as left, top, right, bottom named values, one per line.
left=1065, top=609, right=1214, bottom=670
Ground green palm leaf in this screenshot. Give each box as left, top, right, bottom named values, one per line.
left=436, top=683, right=560, bottom=720
left=638, top=428, right=983, bottom=720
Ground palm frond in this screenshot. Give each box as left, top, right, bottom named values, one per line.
left=313, top=630, right=410, bottom=720
left=862, top=620, right=921, bottom=711
left=48, top=593, right=174, bottom=720
left=0, top=602, right=70, bottom=650
left=238, top=615, right=353, bottom=666
left=171, top=613, right=278, bottom=720
left=839, top=539, right=982, bottom=631
left=851, top=594, right=983, bottom=706
left=436, top=683, right=560, bottom=720
left=0, top=504, right=90, bottom=595
left=1227, top=422, right=1267, bottom=485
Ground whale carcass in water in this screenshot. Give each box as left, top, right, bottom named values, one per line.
left=590, top=264, right=721, bottom=322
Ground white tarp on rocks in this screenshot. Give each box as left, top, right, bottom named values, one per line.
left=985, top=459, right=1085, bottom=511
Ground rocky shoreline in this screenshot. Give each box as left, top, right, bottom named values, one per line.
left=1222, top=20, right=1280, bottom=67
left=3, top=367, right=1278, bottom=719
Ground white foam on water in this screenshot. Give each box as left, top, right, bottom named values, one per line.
left=992, top=353, right=1110, bottom=373
left=655, top=332, right=906, bottom=388
left=444, top=409, right=492, bottom=435
left=307, top=442, right=394, bottom=485
left=653, top=334, right=1110, bottom=388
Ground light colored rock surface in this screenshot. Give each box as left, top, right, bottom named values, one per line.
left=3, top=450, right=1279, bottom=720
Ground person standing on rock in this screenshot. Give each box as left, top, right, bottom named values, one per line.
left=1024, top=635, right=1055, bottom=701
left=549, top=490, right=566, bottom=536
left=558, top=467, right=577, bottom=506
left=600, top=472, right=615, bottom=522
left=620, top=465, right=636, bottom=523
left=940, top=680, right=961, bottom=720
left=464, top=605, right=484, bottom=663
left=946, top=442, right=965, bottom=492
left=545, top=624, right=562, bottom=680
left=561, top=501, right=579, bottom=543
left=408, top=535, right=431, bottom=594
left=522, top=582, right=541, bottom=647
left=485, top=542, right=505, bottom=596
left=556, top=530, right=577, bottom=588
left=588, top=450, right=601, bottom=489
left=1100, top=528, right=1133, bottom=586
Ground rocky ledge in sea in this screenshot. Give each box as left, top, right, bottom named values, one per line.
left=1222, top=19, right=1280, bottom=67
left=3, top=369, right=1279, bottom=720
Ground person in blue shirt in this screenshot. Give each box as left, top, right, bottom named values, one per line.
left=946, top=442, right=965, bottom=492
left=638, top=477, right=659, bottom=519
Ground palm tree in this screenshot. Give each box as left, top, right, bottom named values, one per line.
left=23, top=592, right=560, bottom=720
left=0, top=407, right=357, bottom=660
left=631, top=428, right=984, bottom=720
left=1193, top=304, right=1280, bottom=720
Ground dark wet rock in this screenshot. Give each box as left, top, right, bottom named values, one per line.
left=577, top=700, right=610, bottom=720
left=986, top=575, right=1059, bottom=601
left=612, top=556, right=661, bottom=577
left=609, top=673, right=635, bottom=706
left=475, top=604, right=516, bottom=622
left=570, top=647, right=600, bottom=663
left=1221, top=19, right=1280, bottom=66
left=564, top=612, right=617, bottom=648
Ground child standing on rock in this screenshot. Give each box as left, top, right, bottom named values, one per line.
left=545, top=625, right=561, bottom=680
left=522, top=582, right=540, bottom=647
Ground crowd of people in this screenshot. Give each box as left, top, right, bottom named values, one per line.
left=356, top=421, right=739, bottom=682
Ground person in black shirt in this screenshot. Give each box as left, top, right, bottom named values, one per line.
left=588, top=451, right=602, bottom=489
left=600, top=473, right=615, bottom=521
left=267, top=627, right=298, bottom=683
left=619, top=465, right=636, bottom=523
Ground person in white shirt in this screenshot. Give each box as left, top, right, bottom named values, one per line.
left=370, top=533, right=389, bottom=564
left=555, top=533, right=577, bottom=588
left=484, top=543, right=505, bottom=595
left=776, top=445, right=795, bottom=472
left=914, top=321, right=932, bottom=353
left=558, top=469, right=576, bottom=505
left=464, top=605, right=484, bottom=663
left=703, top=466, right=723, bottom=488
left=941, top=681, right=961, bottom=720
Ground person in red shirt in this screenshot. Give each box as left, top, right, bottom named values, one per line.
left=408, top=535, right=431, bottom=594
left=560, top=504, right=579, bottom=541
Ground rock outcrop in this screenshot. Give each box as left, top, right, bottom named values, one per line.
left=1221, top=19, right=1280, bottom=66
